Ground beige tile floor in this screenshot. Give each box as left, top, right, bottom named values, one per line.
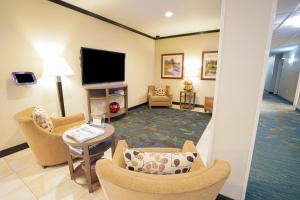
left=172, top=104, right=206, bottom=113
left=0, top=148, right=111, bottom=200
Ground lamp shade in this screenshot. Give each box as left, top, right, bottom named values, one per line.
left=43, top=57, right=74, bottom=77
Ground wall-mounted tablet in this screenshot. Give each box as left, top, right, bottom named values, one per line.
left=11, top=72, right=37, bottom=85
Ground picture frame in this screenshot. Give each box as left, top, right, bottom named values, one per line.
left=201, top=51, right=218, bottom=80
left=161, top=53, right=184, bottom=79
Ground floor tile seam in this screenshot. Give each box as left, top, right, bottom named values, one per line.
left=3, top=158, right=38, bottom=200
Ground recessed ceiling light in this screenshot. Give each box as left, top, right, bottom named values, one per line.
left=165, top=11, right=173, bottom=17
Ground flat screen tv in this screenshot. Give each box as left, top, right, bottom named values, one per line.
left=81, top=47, right=125, bottom=85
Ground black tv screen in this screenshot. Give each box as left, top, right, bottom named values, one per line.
left=81, top=47, right=125, bottom=85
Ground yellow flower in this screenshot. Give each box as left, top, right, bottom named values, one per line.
left=131, top=160, right=138, bottom=166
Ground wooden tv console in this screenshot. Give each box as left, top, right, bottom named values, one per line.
left=84, top=82, right=128, bottom=122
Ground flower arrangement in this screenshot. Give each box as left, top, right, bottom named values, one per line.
left=183, top=80, right=193, bottom=91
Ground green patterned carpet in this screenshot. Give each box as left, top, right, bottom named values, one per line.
left=111, top=106, right=211, bottom=148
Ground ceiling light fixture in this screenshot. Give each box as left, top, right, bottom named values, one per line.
left=285, top=15, right=300, bottom=28
left=165, top=11, right=173, bottom=17
left=288, top=55, right=295, bottom=65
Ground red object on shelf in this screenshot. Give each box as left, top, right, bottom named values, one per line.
left=109, top=102, right=120, bottom=113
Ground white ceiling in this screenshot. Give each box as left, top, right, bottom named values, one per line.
left=61, top=0, right=300, bottom=49
left=272, top=0, right=300, bottom=49
left=62, top=0, right=221, bottom=37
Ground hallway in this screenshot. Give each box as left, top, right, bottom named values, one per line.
left=246, top=93, right=300, bottom=199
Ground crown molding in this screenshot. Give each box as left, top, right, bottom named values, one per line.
left=156, top=29, right=220, bottom=40
left=48, top=0, right=155, bottom=39
left=48, top=0, right=219, bottom=40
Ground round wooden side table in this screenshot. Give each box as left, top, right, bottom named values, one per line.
left=62, top=123, right=115, bottom=193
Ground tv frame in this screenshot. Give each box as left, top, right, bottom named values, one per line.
left=80, top=47, right=125, bottom=85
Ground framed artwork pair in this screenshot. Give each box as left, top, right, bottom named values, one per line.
left=161, top=51, right=218, bottom=80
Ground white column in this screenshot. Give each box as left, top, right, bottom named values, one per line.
left=210, top=0, right=277, bottom=199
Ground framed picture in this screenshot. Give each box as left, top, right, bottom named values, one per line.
left=201, top=51, right=218, bottom=80
left=161, top=53, right=184, bottom=79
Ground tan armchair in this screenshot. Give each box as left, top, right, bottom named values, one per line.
left=204, top=97, right=214, bottom=113
left=14, top=107, right=85, bottom=167
left=96, top=140, right=230, bottom=200
left=148, top=85, right=173, bottom=108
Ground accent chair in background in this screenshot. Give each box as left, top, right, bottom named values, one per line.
left=148, top=85, right=173, bottom=108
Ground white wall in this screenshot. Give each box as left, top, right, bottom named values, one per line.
left=264, top=55, right=275, bottom=92
left=278, top=48, right=300, bottom=103
left=154, top=33, right=219, bottom=105
left=0, top=0, right=155, bottom=151
left=210, top=0, right=276, bottom=199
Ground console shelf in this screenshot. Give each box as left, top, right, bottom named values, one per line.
left=85, top=83, right=128, bottom=122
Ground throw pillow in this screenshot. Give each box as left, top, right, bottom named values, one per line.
left=32, top=106, right=54, bottom=133
left=155, top=86, right=166, bottom=96
left=123, top=149, right=197, bottom=175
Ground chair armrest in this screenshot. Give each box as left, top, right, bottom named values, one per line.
left=166, top=85, right=172, bottom=96
left=148, top=86, right=155, bottom=97
left=51, top=113, right=85, bottom=127
left=168, top=94, right=173, bottom=101
left=112, top=140, right=128, bottom=168
left=96, top=159, right=230, bottom=194
left=148, top=92, right=154, bottom=98
left=182, top=140, right=205, bottom=170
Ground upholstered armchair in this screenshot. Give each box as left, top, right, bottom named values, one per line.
left=14, top=107, right=85, bottom=167
left=96, top=140, right=230, bottom=200
left=204, top=97, right=214, bottom=113
left=148, top=85, right=173, bottom=108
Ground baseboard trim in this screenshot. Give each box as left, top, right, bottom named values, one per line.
left=0, top=143, right=29, bottom=158
left=128, top=102, right=148, bottom=111
left=1, top=101, right=203, bottom=157
left=268, top=93, right=293, bottom=105
left=172, top=101, right=204, bottom=108
left=216, top=194, right=234, bottom=200
left=0, top=103, right=149, bottom=158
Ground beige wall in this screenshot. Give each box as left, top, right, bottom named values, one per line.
left=0, top=0, right=155, bottom=151
left=278, top=48, right=300, bottom=105
left=154, top=33, right=219, bottom=105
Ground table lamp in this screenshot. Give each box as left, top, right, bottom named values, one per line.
left=43, top=57, right=74, bottom=117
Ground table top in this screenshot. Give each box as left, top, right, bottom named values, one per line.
left=62, top=123, right=115, bottom=147
left=180, top=91, right=195, bottom=94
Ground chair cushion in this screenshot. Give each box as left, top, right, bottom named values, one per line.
left=32, top=106, right=54, bottom=133
left=155, top=86, right=166, bottom=96
left=151, top=96, right=170, bottom=102
left=53, top=120, right=85, bottom=136
left=123, top=149, right=197, bottom=175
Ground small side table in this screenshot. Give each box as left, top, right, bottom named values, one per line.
left=180, top=91, right=196, bottom=110
left=62, top=123, right=115, bottom=193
